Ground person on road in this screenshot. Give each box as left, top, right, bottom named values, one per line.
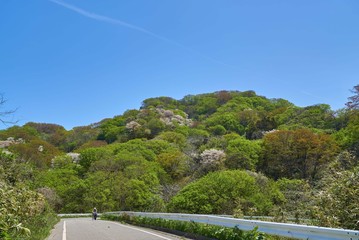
left=92, top=207, right=98, bottom=220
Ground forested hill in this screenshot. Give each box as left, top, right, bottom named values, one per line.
left=1, top=89, right=359, bottom=238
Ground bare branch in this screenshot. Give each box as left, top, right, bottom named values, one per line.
left=0, top=94, right=18, bottom=126
left=346, top=85, right=359, bottom=110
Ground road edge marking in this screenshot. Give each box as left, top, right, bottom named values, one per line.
left=111, top=221, right=173, bottom=240
left=62, top=221, right=66, bottom=240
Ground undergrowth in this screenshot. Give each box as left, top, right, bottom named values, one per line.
left=102, top=213, right=265, bottom=240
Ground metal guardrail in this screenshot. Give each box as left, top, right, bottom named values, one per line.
left=58, top=213, right=93, bottom=217
left=105, top=211, right=359, bottom=240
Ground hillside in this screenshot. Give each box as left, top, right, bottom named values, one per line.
left=0, top=89, right=358, bottom=238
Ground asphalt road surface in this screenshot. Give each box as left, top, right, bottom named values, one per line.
left=47, top=218, right=190, bottom=240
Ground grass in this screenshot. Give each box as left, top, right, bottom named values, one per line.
left=25, top=212, right=59, bottom=240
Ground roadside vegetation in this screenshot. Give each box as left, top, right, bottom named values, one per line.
left=0, top=85, right=358, bottom=239
left=0, top=152, right=59, bottom=239
left=102, top=213, right=266, bottom=240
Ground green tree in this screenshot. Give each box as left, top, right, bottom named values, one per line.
left=168, top=170, right=283, bottom=215
left=0, top=152, right=57, bottom=239
left=146, top=118, right=166, bottom=137
left=226, top=136, right=262, bottom=170
left=236, top=109, right=262, bottom=138
left=144, top=139, right=177, bottom=155
left=282, top=104, right=335, bottom=130
left=141, top=97, right=179, bottom=109
left=187, top=128, right=210, bottom=148
left=111, top=139, right=157, bottom=162
left=205, top=112, right=243, bottom=134
left=156, top=131, right=187, bottom=149
left=57, top=125, right=101, bottom=151
left=87, top=149, right=167, bottom=211
left=0, top=182, right=44, bottom=238
left=0, top=151, right=33, bottom=185
left=312, top=163, right=359, bottom=230
left=0, top=125, right=38, bottom=142
left=123, top=179, right=165, bottom=211
left=275, top=178, right=313, bottom=222
left=83, top=171, right=116, bottom=212
left=78, top=147, right=112, bottom=174
left=97, top=115, right=133, bottom=144
left=209, top=125, right=226, bottom=136
left=35, top=168, right=86, bottom=212
left=157, top=150, right=190, bottom=180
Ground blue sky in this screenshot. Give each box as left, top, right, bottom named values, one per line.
left=1, top=0, right=358, bottom=130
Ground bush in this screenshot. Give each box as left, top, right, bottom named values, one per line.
left=102, top=213, right=265, bottom=240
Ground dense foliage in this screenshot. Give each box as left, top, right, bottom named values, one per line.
left=0, top=86, right=358, bottom=239
left=103, top=213, right=265, bottom=240
left=168, top=170, right=283, bottom=215
left=0, top=152, right=58, bottom=239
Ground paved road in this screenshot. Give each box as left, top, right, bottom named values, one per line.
left=47, top=218, right=190, bottom=240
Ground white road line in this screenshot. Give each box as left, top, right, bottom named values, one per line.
left=62, top=221, right=66, bottom=240
left=112, top=222, right=173, bottom=240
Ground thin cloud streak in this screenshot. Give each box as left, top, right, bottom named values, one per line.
left=49, top=0, right=174, bottom=44
left=48, top=0, right=233, bottom=67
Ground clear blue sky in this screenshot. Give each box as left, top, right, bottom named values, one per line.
left=1, top=0, right=358, bottom=130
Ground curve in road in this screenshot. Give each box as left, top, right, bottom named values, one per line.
left=47, top=218, right=189, bottom=240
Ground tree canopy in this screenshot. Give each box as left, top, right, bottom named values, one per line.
left=1, top=87, right=359, bottom=236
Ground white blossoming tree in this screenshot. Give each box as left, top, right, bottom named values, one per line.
left=199, top=149, right=226, bottom=174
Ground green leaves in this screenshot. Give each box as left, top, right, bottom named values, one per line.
left=168, top=170, right=282, bottom=216
left=312, top=165, right=359, bottom=230
left=226, top=136, right=261, bottom=170
left=1, top=88, right=358, bottom=233
left=0, top=181, right=50, bottom=239
left=103, top=214, right=264, bottom=240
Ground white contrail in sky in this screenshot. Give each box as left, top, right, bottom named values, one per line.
left=48, top=0, right=233, bottom=67
left=49, top=0, right=174, bottom=44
